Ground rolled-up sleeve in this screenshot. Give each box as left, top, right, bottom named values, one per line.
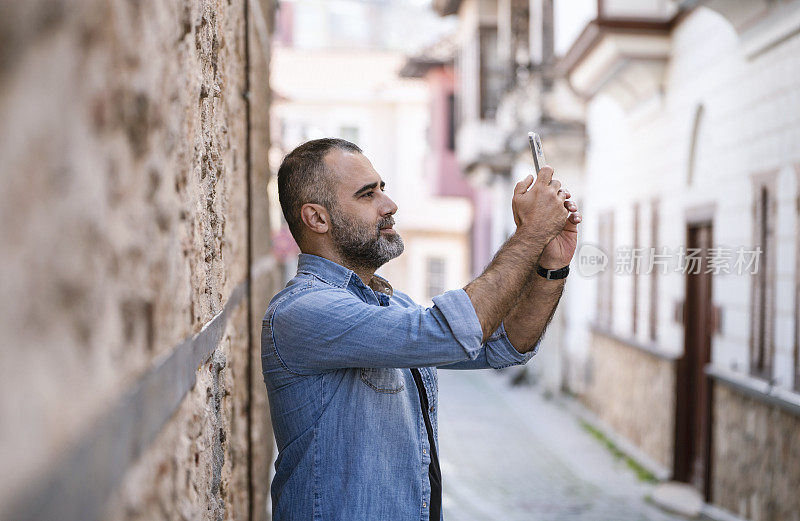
left=486, top=321, right=538, bottom=367
left=268, top=287, right=488, bottom=375
left=437, top=322, right=538, bottom=370
left=430, top=289, right=484, bottom=359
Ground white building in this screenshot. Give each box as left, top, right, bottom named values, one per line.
left=438, top=0, right=800, bottom=519
left=433, top=0, right=586, bottom=391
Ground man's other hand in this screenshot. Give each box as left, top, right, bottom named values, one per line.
left=539, top=191, right=581, bottom=269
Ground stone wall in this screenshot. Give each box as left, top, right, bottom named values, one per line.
left=711, top=383, right=800, bottom=521
left=582, top=329, right=676, bottom=470
left=0, top=0, right=277, bottom=519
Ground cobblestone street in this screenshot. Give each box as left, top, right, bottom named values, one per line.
left=437, top=369, right=690, bottom=521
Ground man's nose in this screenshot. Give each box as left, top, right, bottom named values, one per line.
left=381, top=193, right=398, bottom=216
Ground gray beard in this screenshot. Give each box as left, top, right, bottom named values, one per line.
left=329, top=210, right=404, bottom=272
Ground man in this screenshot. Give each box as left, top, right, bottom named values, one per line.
left=262, top=138, right=581, bottom=520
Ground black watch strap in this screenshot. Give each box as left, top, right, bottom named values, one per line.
left=536, top=264, right=570, bottom=280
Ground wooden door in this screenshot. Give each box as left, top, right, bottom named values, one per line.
left=674, top=222, right=714, bottom=499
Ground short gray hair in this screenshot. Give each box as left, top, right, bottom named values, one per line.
left=277, top=138, right=362, bottom=242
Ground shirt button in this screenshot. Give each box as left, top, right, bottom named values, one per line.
left=423, top=502, right=427, bottom=508
left=423, top=448, right=427, bottom=455
left=429, top=405, right=434, bottom=412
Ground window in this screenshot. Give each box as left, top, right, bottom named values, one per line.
left=446, top=93, right=456, bottom=151
left=478, top=26, right=502, bottom=120
left=632, top=203, right=640, bottom=336
left=750, top=176, right=777, bottom=379
left=795, top=167, right=800, bottom=390
left=510, top=0, right=530, bottom=68
left=597, top=210, right=615, bottom=328
left=454, top=47, right=468, bottom=123
left=339, top=125, right=360, bottom=145
left=687, top=105, right=705, bottom=186
left=426, top=257, right=446, bottom=300
left=649, top=199, right=660, bottom=341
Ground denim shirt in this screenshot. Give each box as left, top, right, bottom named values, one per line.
left=261, top=253, right=537, bottom=520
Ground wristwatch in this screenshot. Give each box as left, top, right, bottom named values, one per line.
left=536, top=264, right=570, bottom=280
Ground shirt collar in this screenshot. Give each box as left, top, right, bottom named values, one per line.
left=296, top=253, right=393, bottom=296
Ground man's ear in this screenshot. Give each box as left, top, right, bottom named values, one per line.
left=300, top=203, right=330, bottom=234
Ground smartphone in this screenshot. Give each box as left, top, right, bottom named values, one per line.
left=528, top=132, right=546, bottom=175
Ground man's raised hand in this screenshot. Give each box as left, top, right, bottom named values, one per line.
left=512, top=166, right=569, bottom=244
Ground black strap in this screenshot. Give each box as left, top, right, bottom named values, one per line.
left=410, top=368, right=441, bottom=521
left=536, top=263, right=570, bottom=280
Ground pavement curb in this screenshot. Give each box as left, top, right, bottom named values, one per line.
left=549, top=390, right=753, bottom=521
left=551, top=392, right=672, bottom=481
left=700, top=504, right=751, bottom=521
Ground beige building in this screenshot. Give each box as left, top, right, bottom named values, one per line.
left=271, top=1, right=473, bottom=307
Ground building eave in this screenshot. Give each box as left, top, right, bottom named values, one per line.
left=559, top=18, right=675, bottom=78
left=400, top=33, right=457, bottom=78
left=559, top=17, right=680, bottom=108
left=399, top=57, right=448, bottom=78
left=432, top=0, right=462, bottom=17
left=503, top=119, right=586, bottom=154
left=461, top=150, right=514, bottom=176
left=683, top=0, right=800, bottom=58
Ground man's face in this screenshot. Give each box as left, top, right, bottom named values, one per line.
left=324, top=150, right=404, bottom=270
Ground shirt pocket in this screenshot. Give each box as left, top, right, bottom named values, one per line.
left=359, top=368, right=405, bottom=394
